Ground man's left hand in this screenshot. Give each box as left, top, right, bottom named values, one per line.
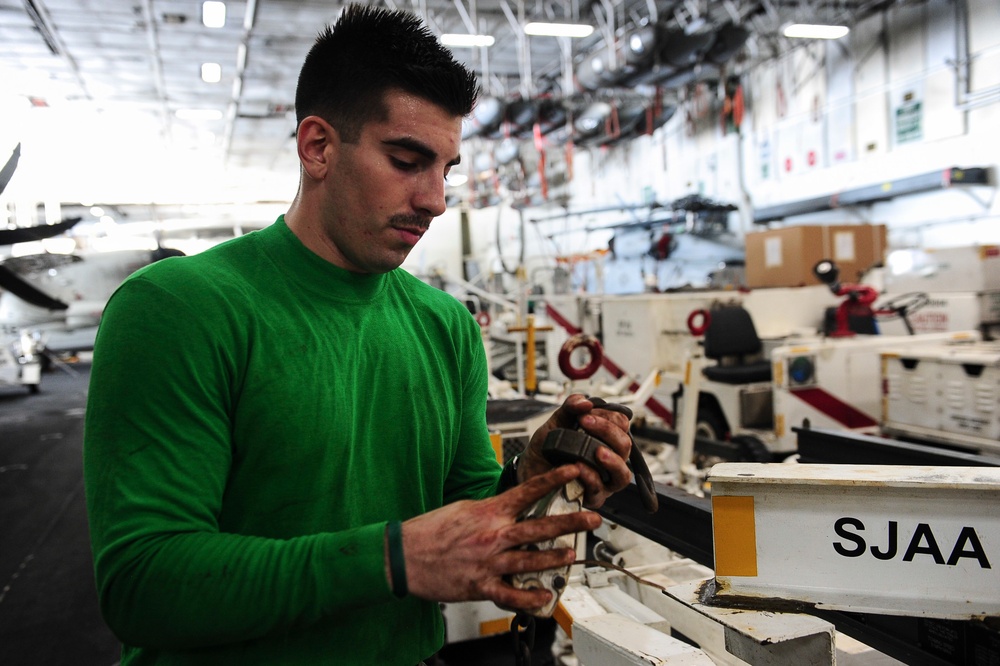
left=517, top=394, right=633, bottom=509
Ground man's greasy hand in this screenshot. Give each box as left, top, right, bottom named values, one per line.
left=519, top=394, right=633, bottom=509
left=401, top=466, right=600, bottom=612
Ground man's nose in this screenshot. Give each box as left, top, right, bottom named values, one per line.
left=413, top=173, right=447, bottom=218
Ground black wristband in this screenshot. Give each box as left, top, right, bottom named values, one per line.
left=387, top=521, right=408, bottom=598
left=497, top=454, right=520, bottom=493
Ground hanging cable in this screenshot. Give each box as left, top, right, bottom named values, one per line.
left=495, top=203, right=525, bottom=276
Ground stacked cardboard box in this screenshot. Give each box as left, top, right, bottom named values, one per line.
left=745, top=224, right=888, bottom=289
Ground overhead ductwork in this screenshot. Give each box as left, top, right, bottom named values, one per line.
left=576, top=20, right=748, bottom=93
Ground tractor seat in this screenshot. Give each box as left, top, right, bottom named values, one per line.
left=701, top=305, right=773, bottom=385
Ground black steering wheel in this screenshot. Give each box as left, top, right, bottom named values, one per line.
left=875, top=292, right=930, bottom=320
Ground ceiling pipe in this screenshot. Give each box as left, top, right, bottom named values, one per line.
left=644, top=0, right=658, bottom=25
left=592, top=0, right=618, bottom=73
left=479, top=16, right=493, bottom=91
left=222, top=0, right=260, bottom=164
left=138, top=0, right=171, bottom=140
left=499, top=0, right=534, bottom=98
left=452, top=0, right=478, bottom=33
left=451, top=0, right=493, bottom=91
left=22, top=0, right=90, bottom=100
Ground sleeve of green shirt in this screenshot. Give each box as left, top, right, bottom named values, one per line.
left=443, top=304, right=505, bottom=505
left=84, top=276, right=396, bottom=650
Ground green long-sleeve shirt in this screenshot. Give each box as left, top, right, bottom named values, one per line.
left=84, top=217, right=501, bottom=665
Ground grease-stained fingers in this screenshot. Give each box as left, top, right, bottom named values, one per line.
left=492, top=546, right=578, bottom=577
left=481, top=578, right=554, bottom=612
left=494, top=464, right=581, bottom=511
left=590, top=404, right=632, bottom=430
left=592, top=445, right=633, bottom=490
left=502, top=510, right=601, bottom=549
left=578, top=411, right=632, bottom=460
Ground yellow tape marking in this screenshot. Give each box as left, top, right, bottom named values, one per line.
left=489, top=432, right=503, bottom=465
left=712, top=495, right=758, bottom=577
left=479, top=615, right=513, bottom=637
left=553, top=601, right=573, bottom=639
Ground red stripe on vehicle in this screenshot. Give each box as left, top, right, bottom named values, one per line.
left=790, top=387, right=878, bottom=428
left=544, top=302, right=674, bottom=426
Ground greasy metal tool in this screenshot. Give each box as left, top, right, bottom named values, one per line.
left=507, top=477, right=585, bottom=618
left=508, top=397, right=659, bottom=618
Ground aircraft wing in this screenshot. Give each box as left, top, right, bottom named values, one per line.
left=0, top=217, right=82, bottom=245
left=0, top=143, right=19, bottom=196
left=0, top=263, right=69, bottom=310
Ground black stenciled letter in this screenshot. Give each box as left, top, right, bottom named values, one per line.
left=870, top=520, right=898, bottom=560
left=833, top=517, right=866, bottom=557
left=903, top=523, right=945, bottom=564
left=947, top=526, right=992, bottom=569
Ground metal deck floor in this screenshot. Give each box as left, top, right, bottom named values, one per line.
left=0, top=360, right=118, bottom=666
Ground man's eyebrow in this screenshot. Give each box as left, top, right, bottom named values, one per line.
left=384, top=137, right=461, bottom=167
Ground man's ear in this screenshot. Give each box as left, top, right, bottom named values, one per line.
left=296, top=116, right=338, bottom=180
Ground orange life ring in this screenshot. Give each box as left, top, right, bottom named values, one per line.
left=558, top=334, right=603, bottom=380
left=687, top=309, right=710, bottom=336
left=475, top=310, right=491, bottom=327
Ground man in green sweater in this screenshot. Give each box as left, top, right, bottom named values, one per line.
left=83, top=5, right=634, bottom=665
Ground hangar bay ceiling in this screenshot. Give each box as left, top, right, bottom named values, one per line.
left=0, top=0, right=890, bottom=224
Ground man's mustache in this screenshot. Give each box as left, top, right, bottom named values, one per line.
left=389, top=214, right=431, bottom=231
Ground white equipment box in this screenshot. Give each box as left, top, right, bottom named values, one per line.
left=770, top=331, right=980, bottom=453
left=881, top=341, right=1000, bottom=455
left=881, top=246, right=1000, bottom=338
left=885, top=245, right=1000, bottom=294
left=709, top=463, right=1000, bottom=620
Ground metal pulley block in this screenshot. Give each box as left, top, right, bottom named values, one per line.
left=509, top=478, right=585, bottom=618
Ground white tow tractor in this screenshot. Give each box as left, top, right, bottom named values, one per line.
left=538, top=260, right=984, bottom=470
left=754, top=260, right=983, bottom=456
left=0, top=330, right=42, bottom=394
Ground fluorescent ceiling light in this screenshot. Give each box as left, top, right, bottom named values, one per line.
left=201, top=62, right=222, bottom=83
left=440, top=33, right=495, bottom=47
left=176, top=108, right=223, bottom=121
left=783, top=23, right=849, bottom=39
left=523, top=22, right=594, bottom=38
left=445, top=173, right=468, bottom=187
left=202, top=1, right=226, bottom=28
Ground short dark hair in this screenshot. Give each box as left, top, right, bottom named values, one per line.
left=295, top=4, right=480, bottom=142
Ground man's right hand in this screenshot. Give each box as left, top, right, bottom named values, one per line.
left=399, top=465, right=600, bottom=613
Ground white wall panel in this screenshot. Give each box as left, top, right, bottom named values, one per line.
left=826, top=40, right=855, bottom=166
left=887, top=3, right=926, bottom=148
left=968, top=0, right=1000, bottom=91
left=853, top=13, right=890, bottom=159
left=922, top=0, right=964, bottom=141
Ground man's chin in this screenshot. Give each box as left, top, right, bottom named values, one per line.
left=366, top=249, right=412, bottom=274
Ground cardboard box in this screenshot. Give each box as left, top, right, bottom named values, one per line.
left=745, top=224, right=888, bottom=289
